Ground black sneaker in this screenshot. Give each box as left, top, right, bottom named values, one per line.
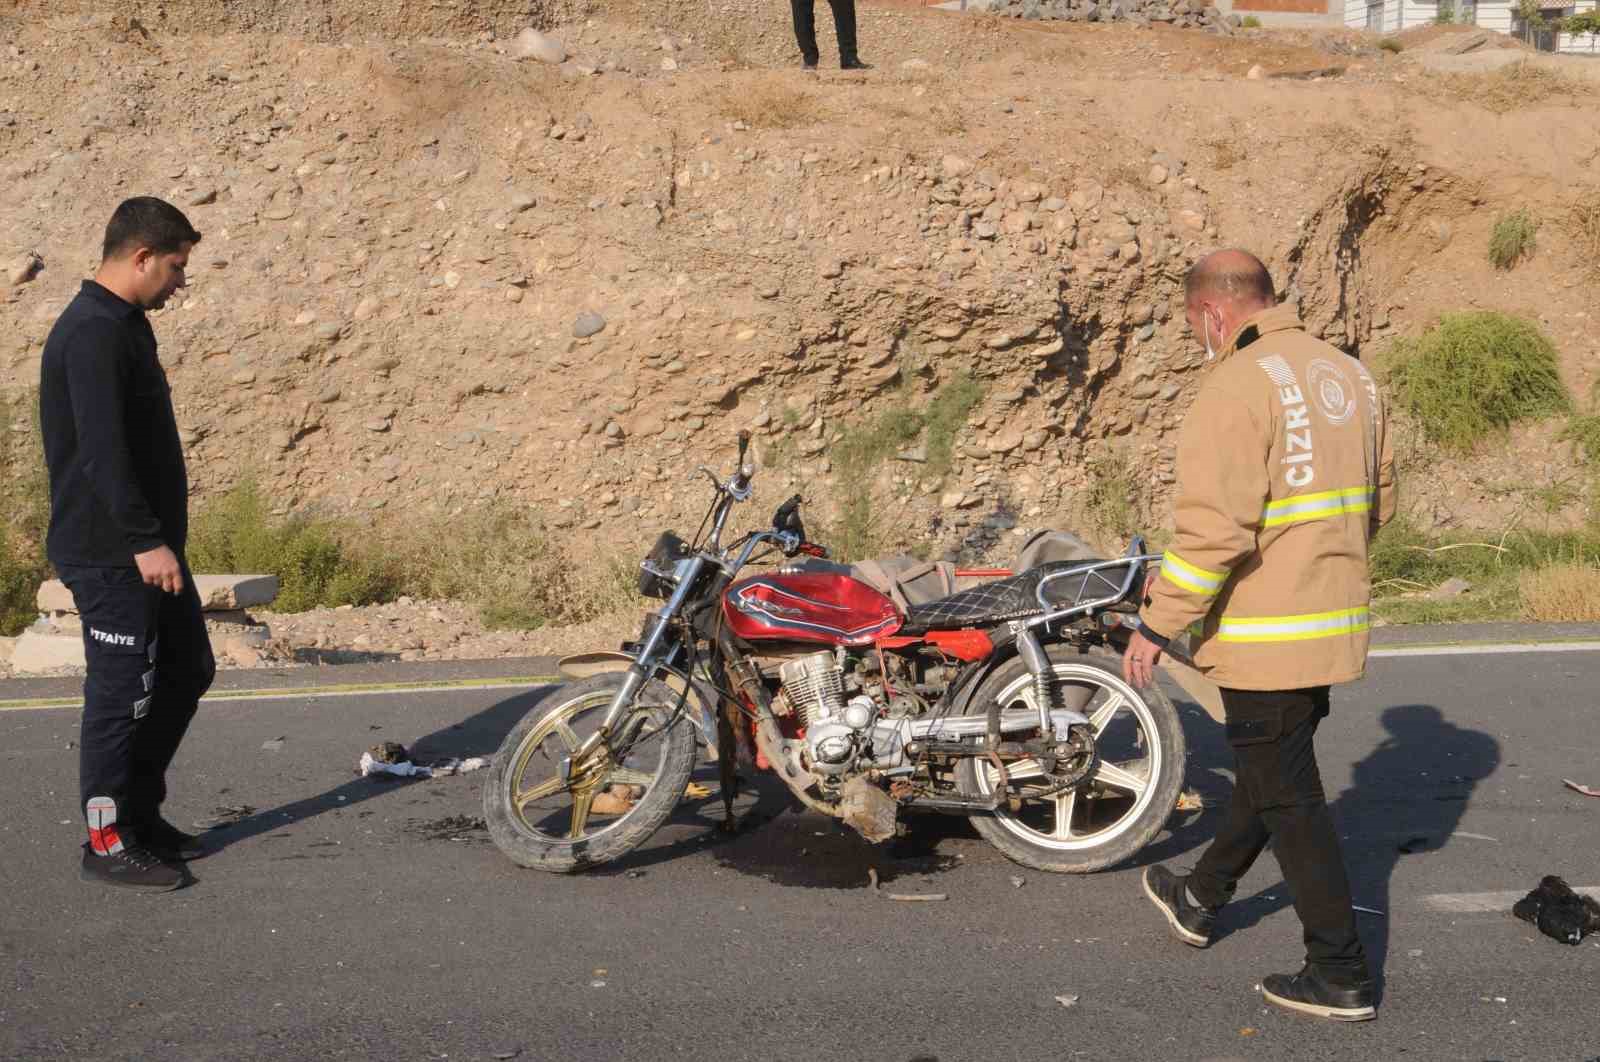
left=840, top=58, right=873, bottom=70
left=1142, top=865, right=1216, bottom=947
left=1261, top=964, right=1377, bottom=1022
left=80, top=844, right=186, bottom=892
left=141, top=818, right=208, bottom=862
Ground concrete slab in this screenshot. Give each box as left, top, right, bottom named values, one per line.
left=10, top=630, right=85, bottom=674
left=194, top=574, right=279, bottom=611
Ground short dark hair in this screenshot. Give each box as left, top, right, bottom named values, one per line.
left=102, top=197, right=202, bottom=261
left=1184, top=249, right=1275, bottom=309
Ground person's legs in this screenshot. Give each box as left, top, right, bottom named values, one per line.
left=63, top=565, right=183, bottom=889
left=126, top=562, right=215, bottom=839
left=791, top=0, right=820, bottom=67
left=826, top=0, right=861, bottom=65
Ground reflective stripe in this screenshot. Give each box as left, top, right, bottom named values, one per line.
left=1262, top=487, right=1374, bottom=528
left=1218, top=607, right=1370, bottom=643
left=1160, top=551, right=1227, bottom=596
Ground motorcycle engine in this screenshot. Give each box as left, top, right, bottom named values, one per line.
left=779, top=651, right=879, bottom=776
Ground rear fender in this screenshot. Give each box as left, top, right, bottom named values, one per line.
left=557, top=650, right=720, bottom=760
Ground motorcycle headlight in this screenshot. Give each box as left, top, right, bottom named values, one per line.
left=638, top=531, right=691, bottom=600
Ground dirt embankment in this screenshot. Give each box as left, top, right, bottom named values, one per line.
left=1, top=1, right=1597, bottom=586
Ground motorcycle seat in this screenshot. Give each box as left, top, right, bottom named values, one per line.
left=898, top=558, right=1124, bottom=635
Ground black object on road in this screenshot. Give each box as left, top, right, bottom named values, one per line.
left=1512, top=875, right=1600, bottom=946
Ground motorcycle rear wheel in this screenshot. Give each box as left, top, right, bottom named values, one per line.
left=955, top=647, right=1185, bottom=873
left=483, top=673, right=696, bottom=873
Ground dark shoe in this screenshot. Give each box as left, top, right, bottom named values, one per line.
left=1142, top=865, right=1216, bottom=948
left=801, top=56, right=819, bottom=70
left=141, top=818, right=207, bottom=862
left=79, top=844, right=186, bottom=892
left=840, top=57, right=873, bottom=70
left=1261, top=964, right=1377, bottom=1022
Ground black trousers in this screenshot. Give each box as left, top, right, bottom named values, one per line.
left=1187, top=686, right=1367, bottom=977
left=791, top=0, right=858, bottom=65
left=60, top=561, right=216, bottom=853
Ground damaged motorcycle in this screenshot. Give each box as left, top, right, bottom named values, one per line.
left=483, top=432, right=1189, bottom=874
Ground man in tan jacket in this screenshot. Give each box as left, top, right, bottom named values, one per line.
left=1123, top=249, right=1396, bottom=1022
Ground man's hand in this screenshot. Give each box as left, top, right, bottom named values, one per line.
left=134, top=545, right=183, bottom=595
left=1122, top=628, right=1163, bottom=690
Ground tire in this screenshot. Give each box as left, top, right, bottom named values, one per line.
left=956, top=645, right=1185, bottom=874
left=483, top=673, right=697, bottom=873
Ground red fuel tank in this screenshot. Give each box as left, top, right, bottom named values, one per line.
left=722, top=572, right=902, bottom=647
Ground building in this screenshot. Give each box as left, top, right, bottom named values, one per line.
left=1343, top=0, right=1600, bottom=53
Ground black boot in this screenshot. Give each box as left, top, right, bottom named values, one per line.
left=80, top=843, right=186, bottom=892
left=1261, top=963, right=1377, bottom=1021
left=840, top=56, right=872, bottom=70
left=141, top=817, right=208, bottom=862
left=1142, top=865, right=1217, bottom=947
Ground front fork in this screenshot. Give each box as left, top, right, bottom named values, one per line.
left=561, top=557, right=707, bottom=783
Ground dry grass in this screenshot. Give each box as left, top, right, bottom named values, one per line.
left=1570, top=190, right=1600, bottom=281
left=1438, top=60, right=1589, bottom=115
left=1205, top=137, right=1242, bottom=171
left=1520, top=562, right=1600, bottom=621
left=711, top=83, right=828, bottom=130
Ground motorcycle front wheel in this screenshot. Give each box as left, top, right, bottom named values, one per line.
left=483, top=672, right=696, bottom=873
left=955, top=647, right=1185, bottom=873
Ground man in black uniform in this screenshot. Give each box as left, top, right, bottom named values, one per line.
left=39, top=197, right=216, bottom=891
left=791, top=0, right=870, bottom=70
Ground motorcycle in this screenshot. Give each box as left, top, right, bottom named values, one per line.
left=482, top=432, right=1188, bottom=874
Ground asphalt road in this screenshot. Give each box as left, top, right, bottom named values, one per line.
left=2, top=637, right=1598, bottom=1062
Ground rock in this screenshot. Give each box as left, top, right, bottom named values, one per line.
left=510, top=192, right=536, bottom=212
left=974, top=221, right=999, bottom=240
left=1247, top=64, right=1264, bottom=80
left=1147, top=164, right=1168, bottom=186
left=573, top=311, right=607, bottom=338
left=1178, top=209, right=1206, bottom=232
left=7, top=251, right=43, bottom=287
left=194, top=575, right=279, bottom=611
left=1002, top=212, right=1033, bottom=235
left=35, top=580, right=76, bottom=613
left=364, top=418, right=390, bottom=432
left=1022, top=430, right=1048, bottom=451
left=941, top=154, right=974, bottom=179
left=986, top=433, right=1022, bottom=454
left=511, top=28, right=566, bottom=64
left=820, top=260, right=844, bottom=279
left=661, top=57, right=678, bottom=72
left=1427, top=577, right=1472, bottom=600
left=896, top=444, right=928, bottom=463
left=1128, top=301, right=1154, bottom=326
left=10, top=630, right=84, bottom=674
left=1119, top=240, right=1141, bottom=263
left=190, top=188, right=219, bottom=206
left=940, top=490, right=967, bottom=509
left=933, top=323, right=964, bottom=340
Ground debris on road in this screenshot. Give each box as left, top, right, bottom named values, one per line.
left=1562, top=779, right=1600, bottom=798
left=1512, top=875, right=1600, bottom=946
left=1010, top=875, right=1026, bottom=889
left=1054, top=993, right=1079, bottom=1008
left=1352, top=904, right=1386, bottom=916
left=261, top=737, right=285, bottom=751
left=867, top=868, right=948, bottom=902
left=356, top=742, right=493, bottom=780
left=193, top=805, right=255, bottom=830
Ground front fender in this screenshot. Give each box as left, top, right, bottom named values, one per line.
left=557, top=650, right=721, bottom=759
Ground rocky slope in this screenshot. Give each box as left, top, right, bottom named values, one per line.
left=1, top=4, right=1596, bottom=617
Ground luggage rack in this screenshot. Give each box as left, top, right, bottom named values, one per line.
left=1025, top=535, right=1162, bottom=632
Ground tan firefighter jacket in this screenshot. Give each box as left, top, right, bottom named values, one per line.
left=1138, top=303, right=1397, bottom=692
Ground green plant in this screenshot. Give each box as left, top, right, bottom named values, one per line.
left=1241, top=15, right=1262, bottom=28
left=1369, top=517, right=1600, bottom=623
left=1436, top=0, right=1456, bottom=24
left=1489, top=208, right=1539, bottom=269
left=1379, top=311, right=1570, bottom=454
left=1081, top=450, right=1139, bottom=546
left=0, top=389, right=51, bottom=636
left=0, top=526, right=48, bottom=636
left=1379, top=38, right=1403, bottom=53
left=823, top=374, right=985, bottom=562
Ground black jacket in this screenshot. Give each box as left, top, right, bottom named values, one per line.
left=39, top=280, right=189, bottom=568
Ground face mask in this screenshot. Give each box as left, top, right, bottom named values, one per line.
left=1203, top=310, right=1221, bottom=362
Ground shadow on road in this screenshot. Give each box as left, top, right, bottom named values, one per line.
left=202, top=686, right=556, bottom=850
left=1209, top=703, right=1501, bottom=995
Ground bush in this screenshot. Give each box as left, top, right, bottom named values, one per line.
left=1379, top=38, right=1403, bottom=53
left=1379, top=311, right=1570, bottom=453
left=1241, top=15, right=1262, bottom=28
left=1489, top=208, right=1539, bottom=269
left=1521, top=562, right=1600, bottom=622
left=1081, top=450, right=1139, bottom=547
left=186, top=479, right=399, bottom=612
left=0, top=527, right=49, bottom=636
left=1571, top=190, right=1600, bottom=282
left=1371, top=517, right=1600, bottom=623
left=1436, top=0, right=1457, bottom=23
